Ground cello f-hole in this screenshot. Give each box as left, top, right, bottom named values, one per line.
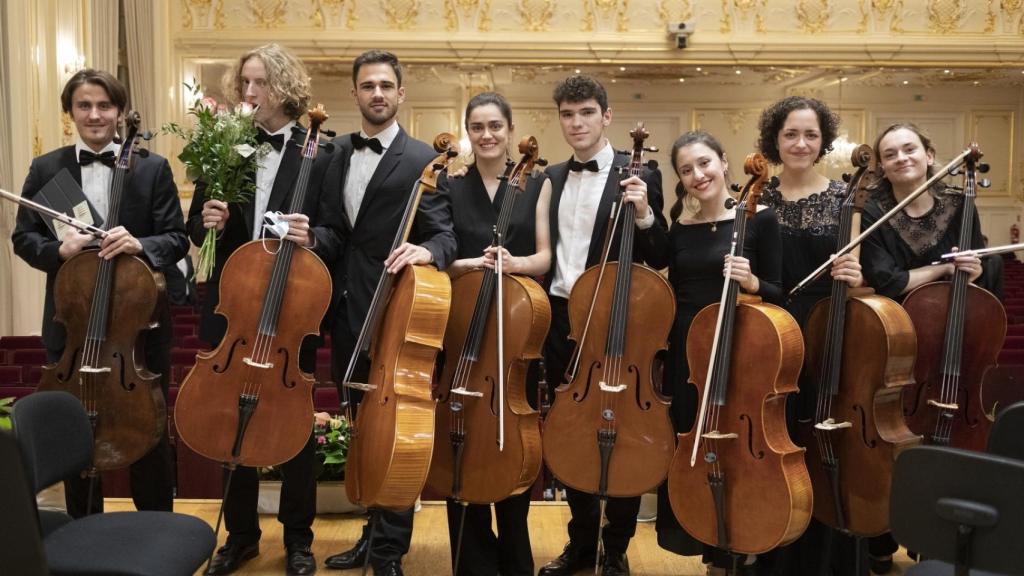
left=276, top=346, right=296, bottom=389
left=853, top=404, right=877, bottom=448
left=113, top=352, right=134, bottom=391
left=213, top=338, right=246, bottom=373
left=574, top=362, right=601, bottom=402
left=629, top=366, right=651, bottom=410
left=739, top=413, right=765, bottom=460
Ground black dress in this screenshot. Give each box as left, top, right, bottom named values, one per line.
left=654, top=208, right=783, bottom=559
left=439, top=165, right=546, bottom=576
left=862, top=185, right=998, bottom=300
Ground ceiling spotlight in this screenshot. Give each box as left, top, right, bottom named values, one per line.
left=619, top=66, right=626, bottom=71
left=735, top=69, right=742, bottom=75
left=574, top=69, right=581, bottom=74
left=696, top=67, right=702, bottom=71
left=679, top=78, right=685, bottom=82
left=902, top=80, right=909, bottom=85
left=974, top=81, right=980, bottom=85
left=944, top=69, right=951, bottom=74
left=840, top=77, right=848, bottom=82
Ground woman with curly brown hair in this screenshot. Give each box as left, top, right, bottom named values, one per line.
left=755, top=96, right=866, bottom=576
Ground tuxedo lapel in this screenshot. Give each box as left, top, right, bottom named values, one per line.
left=268, top=146, right=302, bottom=214
left=60, top=147, right=84, bottom=188
left=586, top=153, right=627, bottom=266
left=353, top=128, right=407, bottom=231
left=547, top=161, right=570, bottom=262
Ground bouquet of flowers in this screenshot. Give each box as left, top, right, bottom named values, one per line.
left=259, top=412, right=349, bottom=482
left=163, top=83, right=267, bottom=279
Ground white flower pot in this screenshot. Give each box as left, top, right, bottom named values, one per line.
left=257, top=480, right=364, bottom=515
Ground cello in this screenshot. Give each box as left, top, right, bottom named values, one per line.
left=900, top=144, right=1006, bottom=451
left=38, top=111, right=166, bottom=472
left=541, top=123, right=675, bottom=562
left=668, top=153, right=810, bottom=560
left=799, top=144, right=920, bottom=537
left=342, top=133, right=459, bottom=510
left=174, top=105, right=332, bottom=469
left=427, top=136, right=549, bottom=507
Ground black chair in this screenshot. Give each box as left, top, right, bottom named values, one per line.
left=0, top=430, right=48, bottom=576
left=987, top=400, right=1024, bottom=461
left=890, top=445, right=1024, bottom=576
left=11, top=390, right=216, bottom=576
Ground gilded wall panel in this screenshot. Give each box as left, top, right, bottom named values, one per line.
left=510, top=108, right=566, bottom=164
left=970, top=111, right=1015, bottom=197
left=873, top=113, right=963, bottom=168
left=410, top=108, right=459, bottom=141
left=693, top=108, right=763, bottom=173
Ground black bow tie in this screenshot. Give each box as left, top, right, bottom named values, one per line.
left=78, top=149, right=116, bottom=168
left=351, top=133, right=384, bottom=154
left=569, top=158, right=600, bottom=173
left=256, top=129, right=285, bottom=152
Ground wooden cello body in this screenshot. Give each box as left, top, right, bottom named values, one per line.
left=542, top=262, right=675, bottom=496
left=798, top=145, right=920, bottom=536
left=669, top=154, right=811, bottom=555
left=428, top=138, right=549, bottom=505
left=899, top=145, right=1006, bottom=451
left=802, top=293, right=918, bottom=534
left=174, top=107, right=331, bottom=468
left=542, top=124, right=675, bottom=499
left=671, top=297, right=810, bottom=553
left=346, top=264, right=450, bottom=509
left=343, top=133, right=459, bottom=510
left=38, top=111, right=165, bottom=471
left=427, top=271, right=549, bottom=503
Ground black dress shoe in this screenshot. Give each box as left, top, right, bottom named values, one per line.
left=602, top=552, right=630, bottom=576
left=323, top=535, right=368, bottom=570
left=538, top=542, right=595, bottom=576
left=287, top=545, right=317, bottom=576
left=205, top=541, right=259, bottom=575
left=374, top=560, right=404, bottom=576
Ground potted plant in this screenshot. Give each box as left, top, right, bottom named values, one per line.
left=258, top=412, right=362, bottom=514
left=0, top=397, right=13, bottom=430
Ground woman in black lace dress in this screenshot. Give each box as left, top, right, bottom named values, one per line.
left=652, top=130, right=783, bottom=573
left=756, top=96, right=865, bottom=576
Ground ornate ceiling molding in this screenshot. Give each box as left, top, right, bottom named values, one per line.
left=174, top=0, right=1024, bottom=67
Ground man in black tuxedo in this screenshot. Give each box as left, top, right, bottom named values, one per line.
left=538, top=75, right=668, bottom=576
left=321, top=50, right=456, bottom=576
left=188, top=44, right=340, bottom=576
left=11, top=69, right=188, bottom=517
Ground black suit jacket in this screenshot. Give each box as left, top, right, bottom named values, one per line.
left=12, top=145, right=189, bottom=353
left=185, top=130, right=341, bottom=345
left=544, top=150, right=668, bottom=293
left=322, top=125, right=457, bottom=339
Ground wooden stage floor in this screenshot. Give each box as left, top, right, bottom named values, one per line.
left=104, top=499, right=914, bottom=576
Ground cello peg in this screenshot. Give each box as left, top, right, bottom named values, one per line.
left=980, top=179, right=992, bottom=188
left=646, top=160, right=659, bottom=170
left=644, top=146, right=659, bottom=153
left=724, top=197, right=738, bottom=209
left=842, top=173, right=852, bottom=184
left=978, top=163, right=990, bottom=173
left=536, top=158, right=549, bottom=167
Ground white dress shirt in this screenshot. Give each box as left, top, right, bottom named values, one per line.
left=550, top=142, right=616, bottom=299
left=253, top=121, right=295, bottom=240
left=343, top=121, right=400, bottom=227
left=75, top=138, right=119, bottom=224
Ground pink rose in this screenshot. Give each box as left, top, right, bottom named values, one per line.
left=197, top=96, right=217, bottom=112
left=235, top=101, right=255, bottom=117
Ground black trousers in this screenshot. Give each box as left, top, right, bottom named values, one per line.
left=543, top=296, right=640, bottom=557
left=332, top=319, right=413, bottom=566
left=217, top=333, right=320, bottom=549
left=51, top=329, right=175, bottom=518
left=445, top=491, right=534, bottom=576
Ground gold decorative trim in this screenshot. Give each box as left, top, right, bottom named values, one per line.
left=384, top=0, right=420, bottom=29
left=519, top=0, right=553, bottom=32
left=797, top=0, right=830, bottom=34
left=927, top=0, right=966, bottom=34
left=658, top=0, right=693, bottom=25
left=248, top=0, right=287, bottom=28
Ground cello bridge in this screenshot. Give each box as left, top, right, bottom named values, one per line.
left=598, top=381, right=627, bottom=393
left=450, top=387, right=484, bottom=398
left=927, top=399, right=959, bottom=411
left=243, top=357, right=273, bottom=369
left=79, top=366, right=111, bottom=374
left=815, top=418, right=852, bottom=431
left=701, top=430, right=738, bottom=440
left=343, top=381, right=378, bottom=392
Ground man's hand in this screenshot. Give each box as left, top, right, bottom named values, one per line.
left=278, top=213, right=313, bottom=247
left=384, top=242, right=433, bottom=274
left=202, top=200, right=229, bottom=231
left=98, top=226, right=143, bottom=260
left=58, top=228, right=95, bottom=261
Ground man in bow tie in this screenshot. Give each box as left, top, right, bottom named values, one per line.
left=12, top=69, right=188, bottom=516
left=538, top=74, right=667, bottom=576
left=321, top=49, right=456, bottom=576
left=189, top=44, right=339, bottom=576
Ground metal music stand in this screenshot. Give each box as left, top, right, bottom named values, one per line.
left=890, top=446, right=1024, bottom=576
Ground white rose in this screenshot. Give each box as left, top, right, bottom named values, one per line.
left=235, top=101, right=255, bottom=116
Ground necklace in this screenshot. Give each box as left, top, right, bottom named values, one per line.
left=696, top=209, right=718, bottom=232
